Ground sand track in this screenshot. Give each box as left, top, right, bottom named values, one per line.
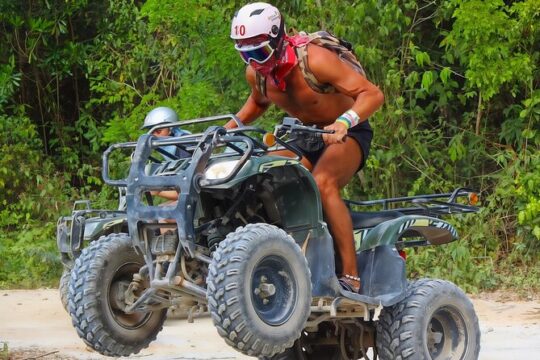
left=1, top=289, right=539, bottom=359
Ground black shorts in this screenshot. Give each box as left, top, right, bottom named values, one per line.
left=298, top=120, right=373, bottom=172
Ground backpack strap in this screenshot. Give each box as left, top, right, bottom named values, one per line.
left=295, top=31, right=366, bottom=94
left=253, top=31, right=365, bottom=96
left=295, top=43, right=333, bottom=94
left=255, top=71, right=267, bottom=97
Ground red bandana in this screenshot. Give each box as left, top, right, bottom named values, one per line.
left=251, top=38, right=298, bottom=92
left=271, top=43, right=297, bottom=91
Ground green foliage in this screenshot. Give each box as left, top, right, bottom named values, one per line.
left=0, top=223, right=60, bottom=288
left=443, top=0, right=533, bottom=100
left=0, top=56, right=20, bottom=109
left=0, top=0, right=539, bottom=291
left=0, top=342, right=7, bottom=360
left=516, top=153, right=540, bottom=241
left=407, top=241, right=497, bottom=293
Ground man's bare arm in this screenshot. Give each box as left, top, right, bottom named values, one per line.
left=307, top=45, right=384, bottom=144
left=308, top=45, right=384, bottom=122
left=225, top=66, right=271, bottom=129
left=150, top=190, right=178, bottom=201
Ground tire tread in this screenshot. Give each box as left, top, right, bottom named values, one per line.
left=207, top=224, right=311, bottom=358
left=67, top=233, right=165, bottom=357
left=376, top=278, right=480, bottom=360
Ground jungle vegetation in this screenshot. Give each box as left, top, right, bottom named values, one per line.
left=0, top=0, right=539, bottom=294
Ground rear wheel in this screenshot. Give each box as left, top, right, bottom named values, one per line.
left=68, top=233, right=166, bottom=357
left=58, top=267, right=70, bottom=311
left=376, top=279, right=480, bottom=360
left=207, top=224, right=312, bottom=358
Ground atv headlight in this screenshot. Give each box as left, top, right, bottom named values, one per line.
left=204, top=160, right=241, bottom=180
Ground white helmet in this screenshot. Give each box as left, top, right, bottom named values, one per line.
left=231, top=2, right=284, bottom=42
left=141, top=107, right=179, bottom=130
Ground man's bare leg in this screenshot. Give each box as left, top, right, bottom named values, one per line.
left=312, top=138, right=363, bottom=290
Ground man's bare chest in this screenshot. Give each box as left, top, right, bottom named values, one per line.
left=267, top=69, right=321, bottom=106
left=264, top=68, right=352, bottom=123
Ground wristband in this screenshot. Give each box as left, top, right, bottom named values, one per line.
left=336, top=109, right=360, bottom=129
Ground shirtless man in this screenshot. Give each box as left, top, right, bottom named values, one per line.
left=226, top=2, right=384, bottom=293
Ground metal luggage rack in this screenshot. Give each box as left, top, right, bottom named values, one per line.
left=345, top=187, right=480, bottom=217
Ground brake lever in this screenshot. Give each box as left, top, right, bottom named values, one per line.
left=290, top=124, right=331, bottom=134
left=315, top=127, right=348, bottom=142
left=276, top=121, right=346, bottom=142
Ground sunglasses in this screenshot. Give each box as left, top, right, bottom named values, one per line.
left=235, top=41, right=275, bottom=64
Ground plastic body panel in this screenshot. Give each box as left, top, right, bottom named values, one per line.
left=357, top=245, right=407, bottom=305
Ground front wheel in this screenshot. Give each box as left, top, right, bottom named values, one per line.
left=376, top=279, right=480, bottom=360
left=207, top=224, right=312, bottom=358
left=67, top=233, right=166, bottom=357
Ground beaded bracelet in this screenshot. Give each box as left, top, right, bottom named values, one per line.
left=344, top=274, right=361, bottom=282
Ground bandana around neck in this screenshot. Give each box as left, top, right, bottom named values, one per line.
left=271, top=43, right=297, bottom=91
left=251, top=38, right=298, bottom=92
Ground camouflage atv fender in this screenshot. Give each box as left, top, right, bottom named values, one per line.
left=83, top=216, right=127, bottom=241
left=57, top=211, right=127, bottom=268
left=357, top=215, right=458, bottom=252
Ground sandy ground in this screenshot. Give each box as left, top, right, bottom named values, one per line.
left=0, top=289, right=539, bottom=360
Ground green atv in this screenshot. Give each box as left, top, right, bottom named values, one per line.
left=67, top=115, right=481, bottom=359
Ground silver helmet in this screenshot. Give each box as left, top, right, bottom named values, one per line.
left=141, top=107, right=179, bottom=130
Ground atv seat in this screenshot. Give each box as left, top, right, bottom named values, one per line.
left=350, top=210, right=403, bottom=229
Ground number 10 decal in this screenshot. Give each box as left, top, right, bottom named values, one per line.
left=235, top=25, right=246, bottom=36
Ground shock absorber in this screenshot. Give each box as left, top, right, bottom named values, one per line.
left=207, top=231, right=224, bottom=253
left=207, top=225, right=232, bottom=252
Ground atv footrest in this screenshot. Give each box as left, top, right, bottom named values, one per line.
left=125, top=288, right=172, bottom=313
left=333, top=285, right=407, bottom=308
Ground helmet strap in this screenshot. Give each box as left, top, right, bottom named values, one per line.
left=270, top=13, right=286, bottom=59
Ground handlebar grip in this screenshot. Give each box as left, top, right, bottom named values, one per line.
left=282, top=123, right=348, bottom=143
left=318, top=129, right=347, bottom=143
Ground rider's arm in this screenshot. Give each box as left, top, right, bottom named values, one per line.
left=308, top=45, right=384, bottom=122
left=225, top=66, right=271, bottom=129
left=307, top=45, right=384, bottom=144
left=150, top=190, right=179, bottom=201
